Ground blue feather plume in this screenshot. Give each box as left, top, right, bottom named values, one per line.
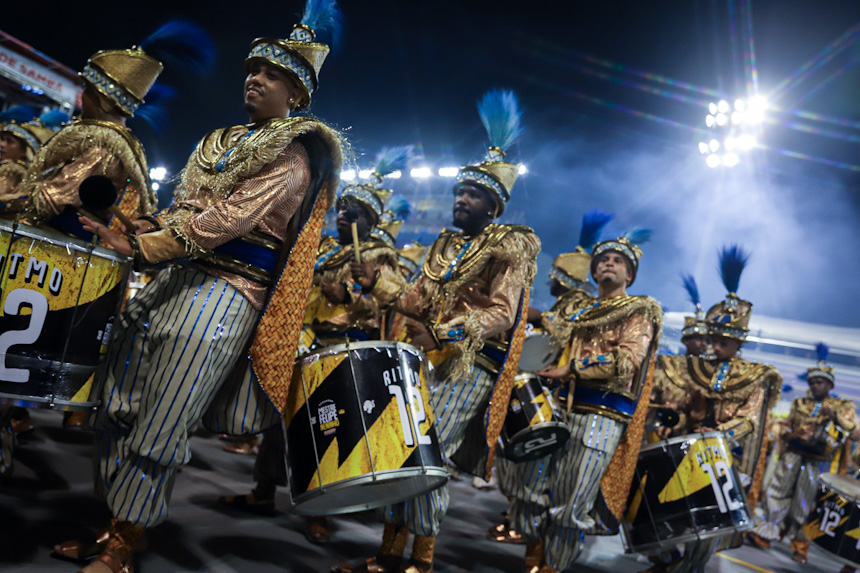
left=477, top=89, right=522, bottom=152
left=816, top=342, right=829, bottom=362
left=681, top=274, right=700, bottom=307
left=578, top=210, right=613, bottom=249
left=0, top=105, right=39, bottom=123
left=140, top=20, right=216, bottom=76
left=623, top=228, right=652, bottom=245
left=387, top=196, right=411, bottom=221
left=374, top=145, right=413, bottom=178
left=130, top=84, right=176, bottom=133
left=301, top=0, right=344, bottom=49
left=718, top=244, right=750, bottom=294
left=39, top=109, right=70, bottom=129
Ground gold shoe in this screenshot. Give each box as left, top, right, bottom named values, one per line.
left=51, top=530, right=110, bottom=563
left=223, top=435, right=259, bottom=455
left=746, top=532, right=771, bottom=549
left=487, top=519, right=524, bottom=544
left=77, top=548, right=134, bottom=573
left=306, top=515, right=332, bottom=544
left=332, top=556, right=401, bottom=573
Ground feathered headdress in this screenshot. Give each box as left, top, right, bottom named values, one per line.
left=139, top=21, right=216, bottom=75
left=340, top=145, right=413, bottom=223
left=1, top=107, right=60, bottom=158
left=129, top=84, right=176, bottom=133
left=38, top=110, right=70, bottom=130
left=806, top=342, right=835, bottom=384
left=372, top=195, right=412, bottom=247
left=578, top=210, right=613, bottom=251
left=705, top=244, right=753, bottom=341
left=0, top=105, right=39, bottom=124
left=455, top=89, right=523, bottom=216
left=589, top=227, right=651, bottom=286
left=245, top=0, right=343, bottom=110
left=680, top=273, right=708, bottom=339
left=549, top=210, right=613, bottom=293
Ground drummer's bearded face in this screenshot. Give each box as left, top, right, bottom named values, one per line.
left=711, top=335, right=742, bottom=361
left=243, top=62, right=299, bottom=122
left=808, top=376, right=832, bottom=400
left=0, top=133, right=26, bottom=162
left=452, top=184, right=496, bottom=233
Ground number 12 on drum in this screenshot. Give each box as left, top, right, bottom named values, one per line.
left=387, top=384, right=432, bottom=447
left=701, top=460, right=742, bottom=514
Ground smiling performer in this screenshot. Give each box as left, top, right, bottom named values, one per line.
left=748, top=343, right=859, bottom=564
left=517, top=231, right=661, bottom=573
left=50, top=3, right=344, bottom=571
left=334, top=89, right=539, bottom=573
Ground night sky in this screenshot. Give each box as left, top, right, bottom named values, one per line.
left=5, top=1, right=859, bottom=326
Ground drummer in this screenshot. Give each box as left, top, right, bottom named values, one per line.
left=334, top=89, right=540, bottom=573
left=489, top=209, right=613, bottom=546
left=51, top=5, right=344, bottom=570
left=220, top=147, right=408, bottom=543
left=749, top=343, right=860, bottom=564
left=644, top=246, right=782, bottom=573
left=519, top=232, right=661, bottom=573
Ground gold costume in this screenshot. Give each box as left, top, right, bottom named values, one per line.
left=0, top=160, right=27, bottom=205
left=305, top=235, right=405, bottom=334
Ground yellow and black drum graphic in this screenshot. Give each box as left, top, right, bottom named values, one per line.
left=622, top=431, right=752, bottom=553
left=285, top=341, right=448, bottom=515
left=502, top=373, right=570, bottom=462
left=802, top=473, right=860, bottom=567
left=0, top=221, right=129, bottom=410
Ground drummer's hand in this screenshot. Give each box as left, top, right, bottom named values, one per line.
left=538, top=363, right=571, bottom=380
left=820, top=406, right=836, bottom=419
left=320, top=281, right=348, bottom=305
left=79, top=216, right=132, bottom=256
left=656, top=426, right=674, bottom=439
left=688, top=390, right=707, bottom=423
left=133, top=219, right=157, bottom=235
left=694, top=426, right=715, bottom=433
left=350, top=260, right=376, bottom=289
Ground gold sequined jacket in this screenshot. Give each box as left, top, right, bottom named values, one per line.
left=19, top=119, right=155, bottom=230
left=541, top=288, right=595, bottom=349
left=656, top=355, right=782, bottom=477
left=135, top=117, right=343, bottom=310
left=782, top=393, right=860, bottom=461
left=304, top=235, right=405, bottom=334
left=395, top=223, right=540, bottom=376
left=0, top=160, right=28, bottom=217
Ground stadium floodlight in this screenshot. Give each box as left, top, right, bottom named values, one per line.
left=722, top=153, right=739, bottom=167
left=706, top=154, right=721, bottom=168
left=709, top=139, right=720, bottom=152
left=698, top=142, right=709, bottom=154
left=731, top=111, right=743, bottom=125
left=734, top=99, right=746, bottom=112
left=518, top=165, right=528, bottom=175
left=706, top=115, right=716, bottom=128
left=437, top=167, right=459, bottom=177
left=708, top=102, right=718, bottom=115
left=149, top=166, right=167, bottom=181
left=386, top=170, right=402, bottom=179
left=716, top=113, right=728, bottom=126
left=724, top=137, right=736, bottom=151
left=410, top=167, right=432, bottom=178
left=717, top=100, right=730, bottom=113
left=152, top=182, right=160, bottom=191
left=738, top=134, right=756, bottom=151
left=341, top=169, right=356, bottom=181
left=358, top=169, right=373, bottom=179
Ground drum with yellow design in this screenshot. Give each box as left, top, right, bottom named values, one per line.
left=285, top=340, right=448, bottom=515
left=0, top=220, right=129, bottom=410
left=621, top=431, right=753, bottom=554
left=802, top=473, right=860, bottom=567
left=502, top=373, right=570, bottom=462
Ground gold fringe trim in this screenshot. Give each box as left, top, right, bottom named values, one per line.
left=21, top=119, right=154, bottom=216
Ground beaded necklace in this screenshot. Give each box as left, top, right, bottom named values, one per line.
left=568, top=300, right=603, bottom=322
left=215, top=128, right=257, bottom=172
left=712, top=360, right=732, bottom=391
left=442, top=239, right=472, bottom=281
left=811, top=400, right=823, bottom=417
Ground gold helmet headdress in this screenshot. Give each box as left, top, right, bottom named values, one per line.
left=455, top=89, right=523, bottom=216
left=0, top=109, right=67, bottom=160
left=550, top=210, right=613, bottom=294
left=590, top=229, right=650, bottom=286
left=806, top=342, right=835, bottom=385
left=340, top=145, right=412, bottom=225
left=372, top=196, right=411, bottom=247
left=680, top=274, right=708, bottom=339
left=81, top=21, right=215, bottom=117
left=398, top=241, right=427, bottom=276
left=706, top=245, right=752, bottom=341
left=245, top=0, right=343, bottom=111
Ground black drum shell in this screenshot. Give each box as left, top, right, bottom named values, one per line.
left=502, top=373, right=570, bottom=462
left=803, top=473, right=860, bottom=567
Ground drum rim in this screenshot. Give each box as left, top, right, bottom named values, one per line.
left=638, top=430, right=727, bottom=453
left=299, top=339, right=425, bottom=362
left=0, top=220, right=131, bottom=263
left=622, top=520, right=753, bottom=554
left=819, top=472, right=860, bottom=502
left=505, top=421, right=571, bottom=445
left=291, top=466, right=449, bottom=515
left=518, top=331, right=561, bottom=372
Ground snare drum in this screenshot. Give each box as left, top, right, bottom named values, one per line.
left=802, top=473, right=860, bottom=567
left=285, top=340, right=448, bottom=515
left=0, top=221, right=129, bottom=410
left=501, top=373, right=570, bottom=462
left=621, top=431, right=753, bottom=554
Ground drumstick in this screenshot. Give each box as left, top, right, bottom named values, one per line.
left=345, top=205, right=362, bottom=264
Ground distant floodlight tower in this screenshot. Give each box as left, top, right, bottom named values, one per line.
left=699, top=95, right=765, bottom=168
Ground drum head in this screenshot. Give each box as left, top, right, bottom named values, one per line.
left=821, top=473, right=860, bottom=503
left=518, top=333, right=561, bottom=372
left=504, top=422, right=571, bottom=462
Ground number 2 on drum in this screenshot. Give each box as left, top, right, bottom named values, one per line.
left=0, top=289, right=49, bottom=383
left=701, top=461, right=741, bottom=514
left=388, top=386, right=432, bottom=447
left=820, top=507, right=841, bottom=538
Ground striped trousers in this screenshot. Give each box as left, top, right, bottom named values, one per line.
left=380, top=360, right=495, bottom=536
left=91, top=267, right=259, bottom=528
left=509, top=411, right=624, bottom=570
left=753, top=450, right=823, bottom=540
